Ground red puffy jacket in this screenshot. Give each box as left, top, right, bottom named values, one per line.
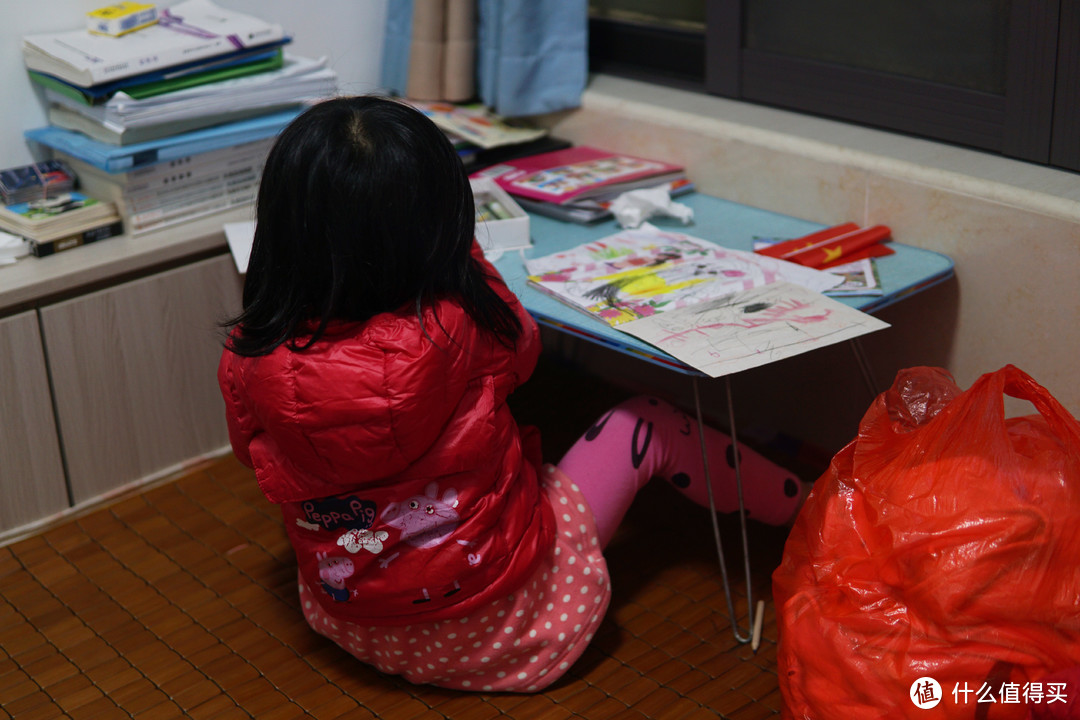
left=217, top=254, right=555, bottom=625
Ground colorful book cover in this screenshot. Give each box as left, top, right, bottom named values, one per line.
left=0, top=160, right=75, bottom=205
left=492, top=147, right=685, bottom=205
left=2, top=192, right=103, bottom=223
left=0, top=192, right=120, bottom=242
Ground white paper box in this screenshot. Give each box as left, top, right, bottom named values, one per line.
left=471, top=177, right=530, bottom=253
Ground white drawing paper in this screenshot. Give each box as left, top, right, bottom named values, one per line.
left=224, top=220, right=255, bottom=273
left=618, top=281, right=890, bottom=378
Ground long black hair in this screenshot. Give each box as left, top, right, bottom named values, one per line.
left=222, top=95, right=522, bottom=356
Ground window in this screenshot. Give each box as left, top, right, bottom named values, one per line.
left=588, top=0, right=1080, bottom=172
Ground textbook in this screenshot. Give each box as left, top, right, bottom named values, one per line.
left=25, top=108, right=299, bottom=173
left=489, top=146, right=686, bottom=206
left=46, top=103, right=296, bottom=146
left=22, top=0, right=286, bottom=88
left=62, top=138, right=272, bottom=233
left=27, top=47, right=287, bottom=106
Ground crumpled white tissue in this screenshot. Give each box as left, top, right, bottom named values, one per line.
left=611, top=184, right=694, bottom=229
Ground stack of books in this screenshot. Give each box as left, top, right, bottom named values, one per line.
left=473, top=146, right=693, bottom=224
left=21, top=0, right=337, bottom=236
left=0, top=161, right=122, bottom=257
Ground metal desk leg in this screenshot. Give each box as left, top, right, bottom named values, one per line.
left=693, top=375, right=760, bottom=645
left=849, top=338, right=879, bottom=399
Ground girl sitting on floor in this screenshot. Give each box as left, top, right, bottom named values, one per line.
left=217, top=96, right=804, bottom=693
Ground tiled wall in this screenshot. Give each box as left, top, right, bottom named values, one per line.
left=536, top=76, right=1080, bottom=455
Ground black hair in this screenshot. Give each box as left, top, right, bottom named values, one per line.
left=222, top=95, right=522, bottom=356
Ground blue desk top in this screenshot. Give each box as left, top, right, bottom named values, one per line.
left=492, top=193, right=955, bottom=373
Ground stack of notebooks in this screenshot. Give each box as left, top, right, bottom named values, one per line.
left=21, top=0, right=338, bottom=236
left=0, top=160, right=123, bottom=257
left=473, top=146, right=693, bottom=224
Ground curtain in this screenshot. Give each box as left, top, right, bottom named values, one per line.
left=380, top=0, right=588, bottom=117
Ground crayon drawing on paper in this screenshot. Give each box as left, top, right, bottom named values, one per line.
left=525, top=227, right=841, bottom=326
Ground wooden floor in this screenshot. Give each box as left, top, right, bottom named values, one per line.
left=0, top=360, right=809, bottom=719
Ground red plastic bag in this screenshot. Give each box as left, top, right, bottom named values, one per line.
left=774, top=365, right=1080, bottom=719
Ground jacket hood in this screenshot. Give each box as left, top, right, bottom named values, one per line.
left=220, top=299, right=520, bottom=503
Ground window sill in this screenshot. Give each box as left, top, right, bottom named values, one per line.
left=552, top=74, right=1080, bottom=225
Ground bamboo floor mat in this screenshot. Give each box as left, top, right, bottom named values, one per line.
left=1, top=358, right=802, bottom=719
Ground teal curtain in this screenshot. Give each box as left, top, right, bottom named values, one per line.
left=381, top=0, right=588, bottom=117
left=380, top=2, right=414, bottom=99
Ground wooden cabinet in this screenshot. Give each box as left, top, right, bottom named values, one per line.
left=0, top=210, right=252, bottom=539
left=38, top=255, right=243, bottom=504
left=0, top=311, right=69, bottom=532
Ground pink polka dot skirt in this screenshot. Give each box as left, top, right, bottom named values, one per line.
left=297, top=465, right=612, bottom=692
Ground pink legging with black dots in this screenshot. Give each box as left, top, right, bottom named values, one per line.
left=557, top=395, right=802, bottom=548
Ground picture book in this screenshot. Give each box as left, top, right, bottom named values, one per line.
left=408, top=101, right=548, bottom=149
left=524, top=226, right=843, bottom=326
left=514, top=177, right=695, bottom=225
left=490, top=146, right=686, bottom=206
left=22, top=0, right=287, bottom=88
left=0, top=192, right=121, bottom=243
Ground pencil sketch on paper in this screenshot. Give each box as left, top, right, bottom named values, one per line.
left=618, top=281, right=890, bottom=378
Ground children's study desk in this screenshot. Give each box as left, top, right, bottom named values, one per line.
left=490, top=192, right=955, bottom=647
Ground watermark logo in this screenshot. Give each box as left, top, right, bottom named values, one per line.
left=911, top=677, right=943, bottom=709
left=909, top=676, right=1069, bottom=710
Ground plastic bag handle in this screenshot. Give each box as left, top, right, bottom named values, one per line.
left=991, top=364, right=1080, bottom=445
left=858, top=365, right=1080, bottom=475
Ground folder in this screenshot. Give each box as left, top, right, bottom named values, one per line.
left=25, top=108, right=301, bottom=173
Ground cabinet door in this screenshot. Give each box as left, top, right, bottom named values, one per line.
left=39, top=255, right=244, bottom=503
left=0, top=311, right=69, bottom=532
